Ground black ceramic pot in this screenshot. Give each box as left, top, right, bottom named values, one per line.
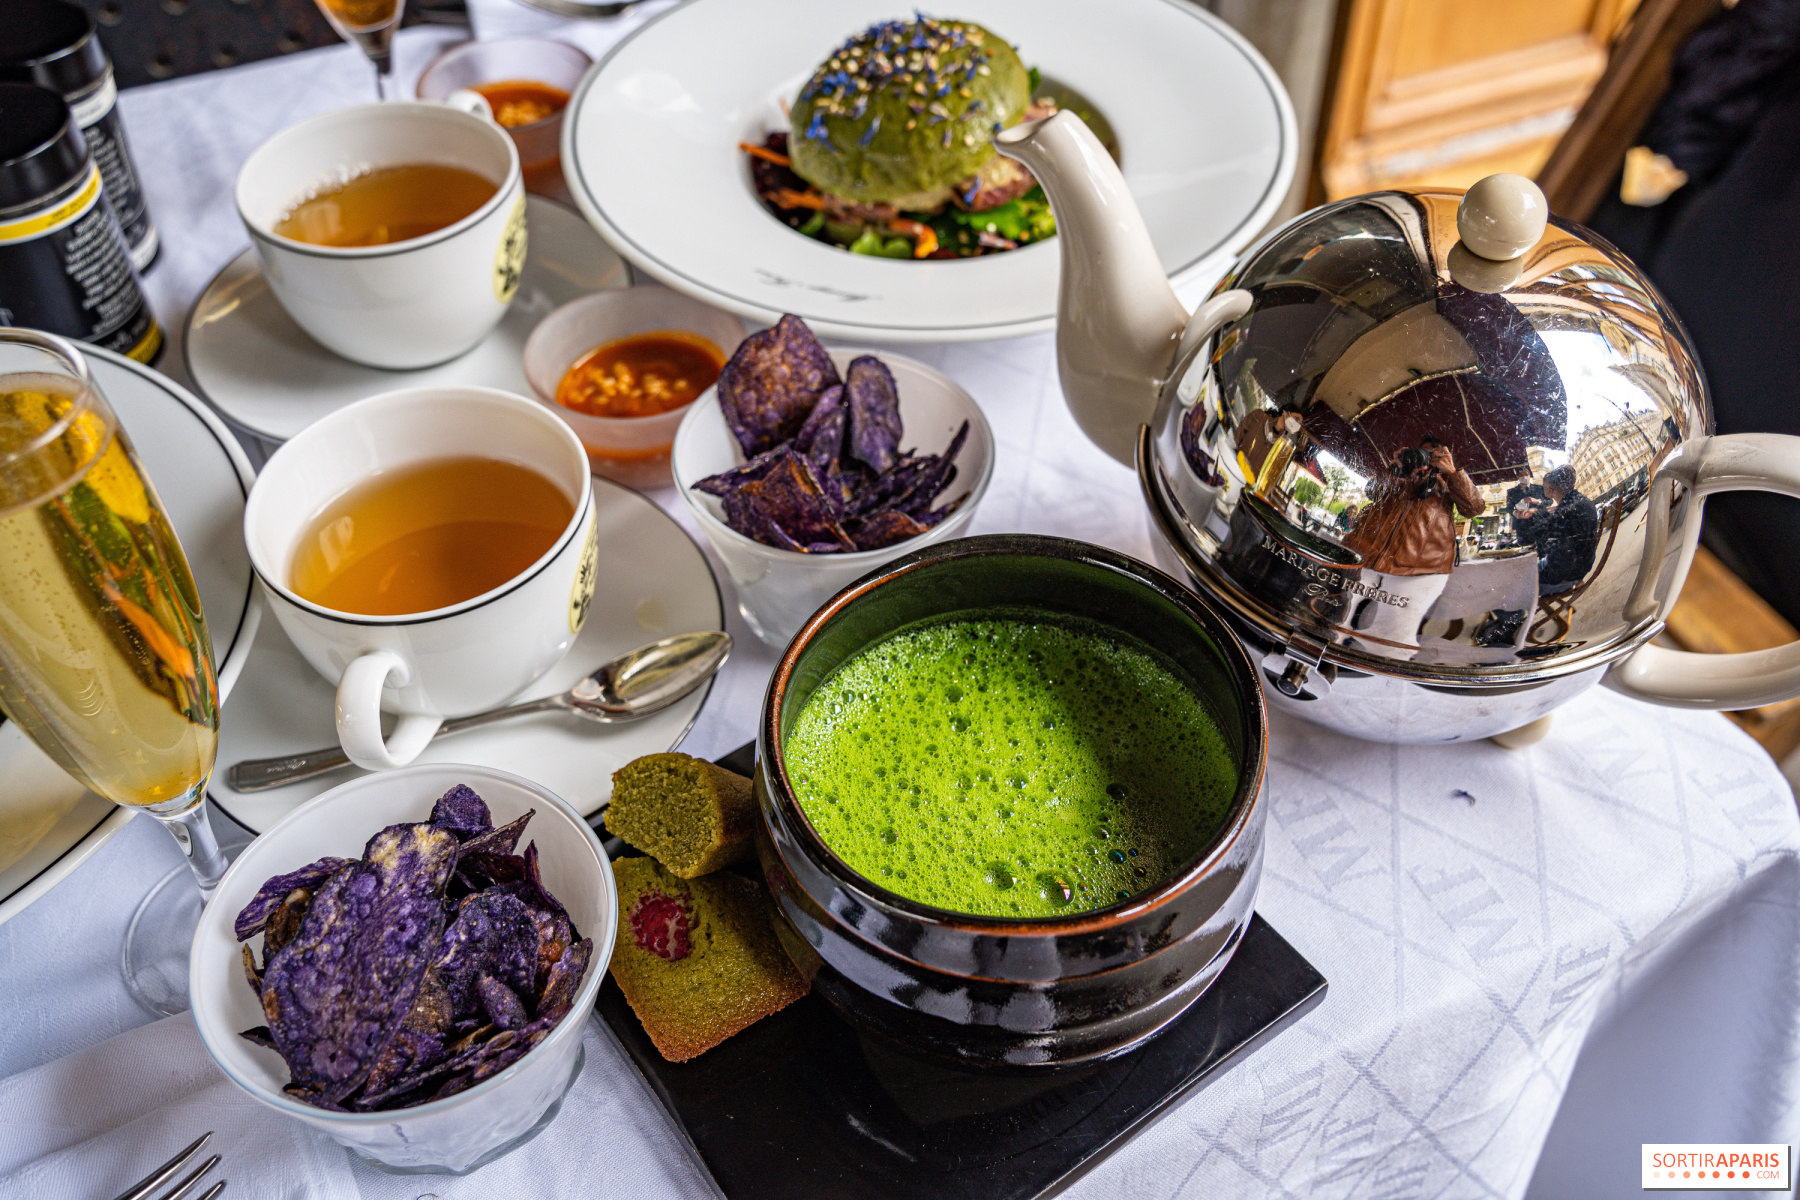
left=753, top=534, right=1269, bottom=1069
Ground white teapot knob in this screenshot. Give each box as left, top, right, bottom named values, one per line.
left=1456, top=174, right=1548, bottom=261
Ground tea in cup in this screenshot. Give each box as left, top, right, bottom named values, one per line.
left=235, top=100, right=525, bottom=369
left=243, top=386, right=597, bottom=771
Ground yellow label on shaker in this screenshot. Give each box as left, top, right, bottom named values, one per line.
left=0, top=165, right=102, bottom=243
left=570, top=503, right=597, bottom=634
left=494, top=192, right=527, bottom=303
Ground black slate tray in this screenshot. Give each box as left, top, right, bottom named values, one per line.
left=591, top=745, right=1326, bottom=1200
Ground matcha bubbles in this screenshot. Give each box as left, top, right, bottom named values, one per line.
left=783, top=612, right=1238, bottom=918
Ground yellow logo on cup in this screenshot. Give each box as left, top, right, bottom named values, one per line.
left=494, top=193, right=527, bottom=302
left=570, top=506, right=597, bottom=633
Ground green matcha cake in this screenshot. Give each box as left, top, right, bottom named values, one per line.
left=609, top=856, right=809, bottom=1062
left=788, top=16, right=1032, bottom=207
left=606, top=753, right=757, bottom=878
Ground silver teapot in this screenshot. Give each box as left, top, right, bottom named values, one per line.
left=998, top=112, right=1800, bottom=745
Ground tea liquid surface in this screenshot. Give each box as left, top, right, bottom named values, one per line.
left=784, top=614, right=1238, bottom=918
left=290, top=457, right=572, bottom=615
left=274, top=163, right=496, bottom=247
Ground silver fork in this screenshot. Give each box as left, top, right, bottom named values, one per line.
left=112, top=1132, right=225, bottom=1200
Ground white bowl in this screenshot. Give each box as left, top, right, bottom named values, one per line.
left=562, top=0, right=1296, bottom=341
left=672, top=348, right=995, bottom=648
left=190, top=763, right=616, bottom=1175
left=521, top=286, right=748, bottom=489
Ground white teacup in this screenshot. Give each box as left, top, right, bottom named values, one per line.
left=244, top=387, right=597, bottom=771
left=235, top=100, right=526, bottom=369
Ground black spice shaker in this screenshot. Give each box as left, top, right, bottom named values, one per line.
left=0, top=83, right=161, bottom=363
left=1, top=0, right=159, bottom=272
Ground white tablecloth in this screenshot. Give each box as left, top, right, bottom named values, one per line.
left=3, top=9, right=1799, bottom=1198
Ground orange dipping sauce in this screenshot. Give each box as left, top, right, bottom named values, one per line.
left=472, top=79, right=570, bottom=129
left=555, top=331, right=726, bottom=419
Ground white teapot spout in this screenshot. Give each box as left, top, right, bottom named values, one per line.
left=998, top=110, right=1243, bottom=466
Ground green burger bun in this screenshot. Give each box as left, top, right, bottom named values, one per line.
left=788, top=17, right=1032, bottom=207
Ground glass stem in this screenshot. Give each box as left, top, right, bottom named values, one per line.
left=156, top=801, right=230, bottom=896
left=373, top=53, right=399, bottom=101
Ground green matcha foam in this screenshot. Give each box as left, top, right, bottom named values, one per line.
left=784, top=613, right=1238, bottom=918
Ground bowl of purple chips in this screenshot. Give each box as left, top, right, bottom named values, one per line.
left=672, top=313, right=995, bottom=647
left=189, top=764, right=614, bottom=1175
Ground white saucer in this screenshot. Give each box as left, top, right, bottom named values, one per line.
left=563, top=0, right=1295, bottom=342
left=183, top=195, right=630, bottom=444
left=209, top=474, right=724, bottom=834
left=0, top=348, right=262, bottom=928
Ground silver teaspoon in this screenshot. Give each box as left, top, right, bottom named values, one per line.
left=227, top=630, right=731, bottom=793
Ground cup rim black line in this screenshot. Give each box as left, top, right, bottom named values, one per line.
left=760, top=533, right=1269, bottom=936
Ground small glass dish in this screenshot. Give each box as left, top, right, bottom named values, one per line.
left=416, top=37, right=592, bottom=203
left=189, top=763, right=614, bottom=1175
left=523, top=287, right=747, bottom=489
left=671, top=348, right=995, bottom=648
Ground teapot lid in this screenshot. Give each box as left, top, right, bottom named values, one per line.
left=1147, top=176, right=1706, bottom=689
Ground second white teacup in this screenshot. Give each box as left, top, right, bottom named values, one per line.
left=235, top=100, right=526, bottom=369
left=244, top=386, right=597, bottom=771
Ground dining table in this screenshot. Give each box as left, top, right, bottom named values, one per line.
left=3, top=3, right=1800, bottom=1197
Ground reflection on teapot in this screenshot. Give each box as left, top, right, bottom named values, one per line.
left=998, top=111, right=1800, bottom=745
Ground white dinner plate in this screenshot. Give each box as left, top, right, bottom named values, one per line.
left=183, top=196, right=630, bottom=444
left=0, top=348, right=262, bottom=928
left=563, top=0, right=1296, bottom=342
left=209, top=474, right=724, bottom=834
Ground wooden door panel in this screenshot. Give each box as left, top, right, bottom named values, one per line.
left=1320, top=0, right=1637, bottom=198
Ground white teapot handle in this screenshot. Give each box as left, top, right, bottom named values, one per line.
left=1605, top=432, right=1800, bottom=708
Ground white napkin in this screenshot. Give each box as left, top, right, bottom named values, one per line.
left=0, top=1014, right=353, bottom=1200
left=0, top=1011, right=718, bottom=1200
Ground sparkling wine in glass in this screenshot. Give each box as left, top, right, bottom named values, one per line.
left=0, top=329, right=228, bottom=1016
left=314, top=0, right=407, bottom=100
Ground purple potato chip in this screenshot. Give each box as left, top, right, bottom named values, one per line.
left=263, top=888, right=312, bottom=966
left=355, top=1027, right=447, bottom=1107
left=240, top=1025, right=277, bottom=1052
left=241, top=945, right=262, bottom=1000
left=234, top=856, right=354, bottom=942
left=530, top=908, right=573, bottom=995
left=429, top=784, right=493, bottom=840
left=454, top=811, right=532, bottom=863
left=284, top=1082, right=348, bottom=1112
left=896, top=421, right=969, bottom=516
left=476, top=974, right=528, bottom=1030
left=717, top=314, right=841, bottom=456
left=845, top=421, right=969, bottom=518
left=792, top=383, right=847, bottom=479
left=844, top=356, right=904, bottom=473
left=432, top=1021, right=553, bottom=1102
left=536, top=937, right=594, bottom=1026
left=485, top=842, right=574, bottom=934
left=718, top=448, right=855, bottom=552
left=693, top=443, right=789, bottom=498
left=356, top=1026, right=525, bottom=1108
left=434, top=891, right=538, bottom=1017
left=401, top=966, right=456, bottom=1036
left=848, top=508, right=934, bottom=550
left=456, top=850, right=527, bottom=896
left=260, top=823, right=458, bottom=1102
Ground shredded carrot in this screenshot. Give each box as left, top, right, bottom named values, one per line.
left=888, top=218, right=938, bottom=258
left=772, top=188, right=827, bottom=210
left=739, top=141, right=792, bottom=167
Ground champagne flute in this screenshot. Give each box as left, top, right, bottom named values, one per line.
left=313, top=0, right=408, bottom=101
left=0, top=329, right=227, bottom=1016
